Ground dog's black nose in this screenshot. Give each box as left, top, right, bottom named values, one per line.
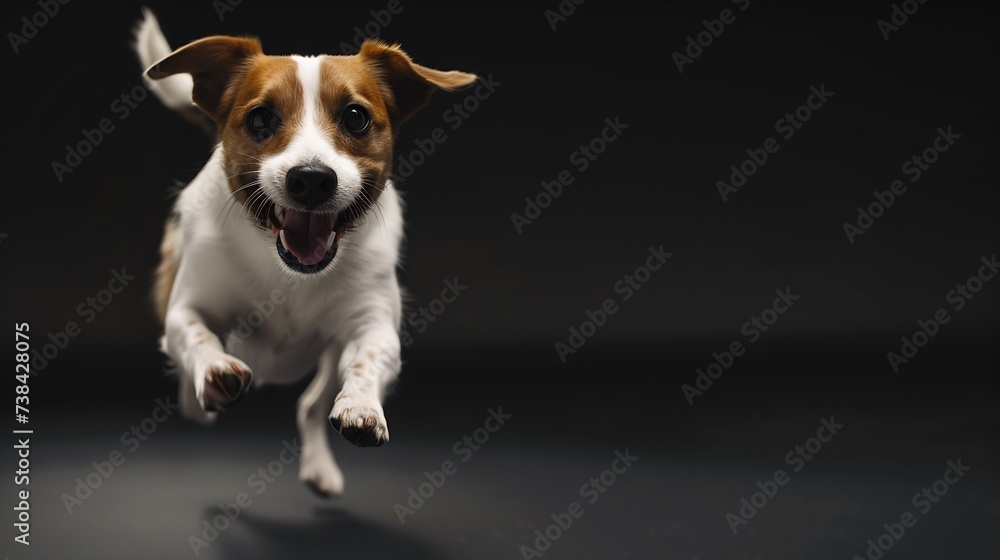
left=286, top=165, right=337, bottom=208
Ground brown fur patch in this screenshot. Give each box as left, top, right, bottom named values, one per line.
left=319, top=56, right=396, bottom=195
left=154, top=220, right=179, bottom=324
left=219, top=56, right=302, bottom=215
left=358, top=40, right=478, bottom=125
left=146, top=36, right=263, bottom=123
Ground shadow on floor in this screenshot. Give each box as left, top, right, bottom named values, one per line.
left=206, top=506, right=453, bottom=560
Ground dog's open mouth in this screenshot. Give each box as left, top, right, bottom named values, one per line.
left=266, top=205, right=348, bottom=274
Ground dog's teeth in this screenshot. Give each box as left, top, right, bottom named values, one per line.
left=278, top=229, right=287, bottom=248
left=325, top=231, right=336, bottom=251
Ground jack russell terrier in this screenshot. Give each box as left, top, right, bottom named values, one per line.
left=134, top=9, right=476, bottom=496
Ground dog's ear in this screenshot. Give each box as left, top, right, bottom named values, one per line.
left=145, top=36, right=262, bottom=123
left=359, top=40, right=477, bottom=126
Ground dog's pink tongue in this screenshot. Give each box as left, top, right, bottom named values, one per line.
left=281, top=210, right=333, bottom=265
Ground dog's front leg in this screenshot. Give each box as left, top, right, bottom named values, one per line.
left=164, top=305, right=252, bottom=417
left=330, top=324, right=401, bottom=447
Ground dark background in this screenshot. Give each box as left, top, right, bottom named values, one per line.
left=3, top=1, right=998, bottom=559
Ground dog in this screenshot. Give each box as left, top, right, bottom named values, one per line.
left=134, top=10, right=476, bottom=496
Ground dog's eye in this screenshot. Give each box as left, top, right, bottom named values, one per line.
left=246, top=107, right=280, bottom=141
left=341, top=105, right=371, bottom=135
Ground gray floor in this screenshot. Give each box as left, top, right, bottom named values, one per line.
left=12, top=427, right=999, bottom=560
left=7, top=341, right=998, bottom=559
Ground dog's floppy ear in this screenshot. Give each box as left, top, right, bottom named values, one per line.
left=359, top=40, right=477, bottom=126
left=145, top=36, right=262, bottom=123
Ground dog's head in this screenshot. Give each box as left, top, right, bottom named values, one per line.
left=146, top=36, right=476, bottom=275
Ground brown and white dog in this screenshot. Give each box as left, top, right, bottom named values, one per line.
left=135, top=10, right=475, bottom=496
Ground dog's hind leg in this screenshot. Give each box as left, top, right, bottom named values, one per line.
left=297, top=344, right=345, bottom=497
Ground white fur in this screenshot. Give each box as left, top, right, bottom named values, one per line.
left=137, top=14, right=404, bottom=497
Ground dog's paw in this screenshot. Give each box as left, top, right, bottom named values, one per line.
left=330, top=396, right=389, bottom=447
left=198, top=356, right=253, bottom=412
left=299, top=451, right=345, bottom=498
